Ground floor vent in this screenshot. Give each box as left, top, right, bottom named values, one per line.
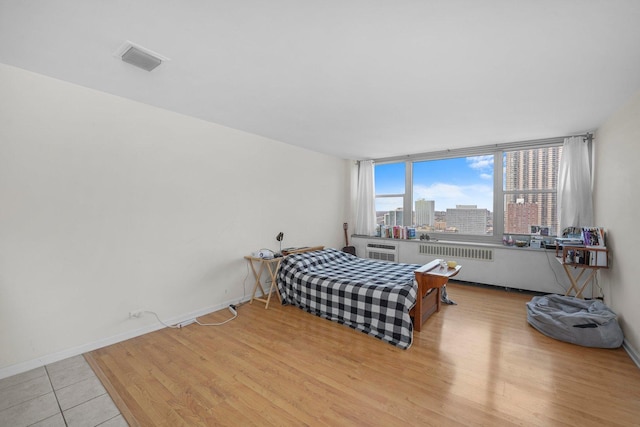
left=366, top=243, right=398, bottom=262
left=418, top=244, right=493, bottom=261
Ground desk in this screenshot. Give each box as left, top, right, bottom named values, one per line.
left=245, top=256, right=283, bottom=309
left=411, top=259, right=462, bottom=331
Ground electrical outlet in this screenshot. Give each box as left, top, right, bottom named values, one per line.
left=129, top=310, right=143, bottom=318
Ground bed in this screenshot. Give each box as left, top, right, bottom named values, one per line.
left=276, top=248, right=442, bottom=349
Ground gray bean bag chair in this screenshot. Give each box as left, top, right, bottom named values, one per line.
left=526, top=294, right=623, bottom=348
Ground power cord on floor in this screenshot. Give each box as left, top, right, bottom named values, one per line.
left=144, top=310, right=182, bottom=329
left=143, top=305, right=238, bottom=329
left=195, top=305, right=237, bottom=326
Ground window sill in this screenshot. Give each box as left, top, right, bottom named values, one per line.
left=352, top=235, right=556, bottom=251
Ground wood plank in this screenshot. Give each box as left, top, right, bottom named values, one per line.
left=88, top=283, right=640, bottom=426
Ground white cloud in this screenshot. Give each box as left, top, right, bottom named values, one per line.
left=466, top=155, right=493, bottom=170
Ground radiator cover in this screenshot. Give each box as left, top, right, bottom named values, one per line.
left=366, top=243, right=398, bottom=262
left=418, top=244, right=493, bottom=261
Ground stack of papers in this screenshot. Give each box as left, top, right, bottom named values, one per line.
left=555, top=237, right=584, bottom=246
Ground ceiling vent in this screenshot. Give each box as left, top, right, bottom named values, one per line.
left=114, top=41, right=169, bottom=72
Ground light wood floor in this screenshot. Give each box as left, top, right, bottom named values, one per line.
left=86, top=283, right=640, bottom=426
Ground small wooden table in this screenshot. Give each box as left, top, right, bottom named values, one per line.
left=245, top=255, right=283, bottom=309
left=244, top=246, right=324, bottom=310
left=411, top=259, right=462, bottom=331
left=557, top=246, right=609, bottom=299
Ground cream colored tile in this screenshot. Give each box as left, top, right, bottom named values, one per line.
left=30, top=412, right=66, bottom=427
left=99, top=414, right=129, bottom=427
left=0, top=367, right=47, bottom=391
left=46, top=355, right=95, bottom=390
left=63, top=393, right=120, bottom=427
left=0, top=392, right=59, bottom=427
left=55, top=375, right=106, bottom=411
left=0, top=374, right=52, bottom=412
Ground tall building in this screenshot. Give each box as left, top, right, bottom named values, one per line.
left=504, top=147, right=562, bottom=235
left=506, top=199, right=539, bottom=234
left=415, top=199, right=435, bottom=226
left=384, top=208, right=403, bottom=226
left=446, top=205, right=489, bottom=235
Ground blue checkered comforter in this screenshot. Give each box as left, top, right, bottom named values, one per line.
left=277, top=248, right=419, bottom=349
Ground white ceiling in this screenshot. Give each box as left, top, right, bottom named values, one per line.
left=2, top=1, right=640, bottom=160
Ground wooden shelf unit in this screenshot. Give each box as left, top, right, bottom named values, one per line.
left=557, top=245, right=609, bottom=298
left=560, top=245, right=609, bottom=268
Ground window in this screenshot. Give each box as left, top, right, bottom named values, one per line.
left=413, top=156, right=494, bottom=236
left=373, top=140, right=564, bottom=242
left=374, top=162, right=406, bottom=226
left=503, top=146, right=563, bottom=237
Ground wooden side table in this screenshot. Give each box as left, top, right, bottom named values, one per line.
left=244, top=255, right=283, bottom=309
left=411, top=259, right=462, bottom=331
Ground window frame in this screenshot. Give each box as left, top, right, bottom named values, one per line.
left=373, top=137, right=570, bottom=244
left=502, top=145, right=563, bottom=237
left=374, top=162, right=409, bottom=227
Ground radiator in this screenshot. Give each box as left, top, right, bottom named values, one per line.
left=366, top=243, right=398, bottom=262
left=418, top=244, right=494, bottom=261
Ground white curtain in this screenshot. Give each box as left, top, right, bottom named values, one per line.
left=355, top=160, right=377, bottom=236
left=557, top=136, right=593, bottom=233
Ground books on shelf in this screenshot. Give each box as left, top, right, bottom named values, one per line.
left=562, top=246, right=608, bottom=267
left=556, top=228, right=605, bottom=246
left=379, top=225, right=418, bottom=240
left=557, top=227, right=608, bottom=267
left=563, top=247, right=608, bottom=267
left=582, top=227, right=605, bottom=247
left=583, top=227, right=607, bottom=266
left=588, top=248, right=608, bottom=267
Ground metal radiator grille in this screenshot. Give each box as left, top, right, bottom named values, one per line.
left=418, top=244, right=493, bottom=261
left=366, top=243, right=397, bottom=262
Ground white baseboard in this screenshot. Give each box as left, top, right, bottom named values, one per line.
left=0, top=296, right=249, bottom=380
left=623, top=339, right=640, bottom=369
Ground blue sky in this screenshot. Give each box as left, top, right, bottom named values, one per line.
left=375, top=156, right=494, bottom=212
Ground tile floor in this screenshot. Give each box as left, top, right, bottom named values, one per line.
left=0, top=355, right=127, bottom=427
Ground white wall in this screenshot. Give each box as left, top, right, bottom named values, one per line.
left=0, top=64, right=351, bottom=377
left=593, top=90, right=640, bottom=362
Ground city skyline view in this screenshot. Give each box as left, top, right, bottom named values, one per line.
left=375, top=146, right=562, bottom=236
left=375, top=155, right=494, bottom=213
